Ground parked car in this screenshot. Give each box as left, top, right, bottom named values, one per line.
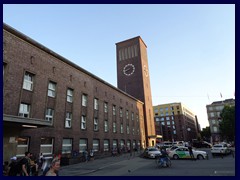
left=143, top=147, right=161, bottom=159
left=192, top=141, right=212, bottom=148
left=166, top=146, right=185, bottom=154
left=211, top=144, right=231, bottom=155
left=168, top=147, right=208, bottom=160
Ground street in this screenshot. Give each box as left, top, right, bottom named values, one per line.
left=59, top=149, right=235, bottom=176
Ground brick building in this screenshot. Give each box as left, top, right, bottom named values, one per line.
left=153, top=103, right=200, bottom=142
left=3, top=23, right=156, bottom=162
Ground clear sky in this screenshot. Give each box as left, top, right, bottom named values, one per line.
left=3, top=4, right=235, bottom=129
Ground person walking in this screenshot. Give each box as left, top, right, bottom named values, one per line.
left=20, top=151, right=31, bottom=176
left=188, top=144, right=195, bottom=161
left=45, top=158, right=60, bottom=176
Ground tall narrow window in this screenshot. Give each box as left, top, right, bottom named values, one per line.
left=113, top=122, right=116, bottom=133
left=23, top=72, right=33, bottom=91
left=104, top=120, right=108, bottom=132
left=94, top=117, right=98, bottom=131
left=119, top=107, right=123, bottom=118
left=81, top=115, right=86, bottom=130
left=82, top=94, right=88, bottom=107
left=126, top=110, right=129, bottom=120
left=104, top=102, right=108, bottom=113
left=45, top=108, right=54, bottom=121
left=67, top=89, right=73, bottom=103
left=127, top=125, right=130, bottom=134
left=19, top=103, right=30, bottom=118
left=48, top=81, right=56, bottom=97
left=65, top=112, right=72, bottom=128
left=136, top=114, right=139, bottom=122
left=120, top=124, right=123, bottom=134
left=94, top=98, right=99, bottom=110
left=112, top=105, right=116, bottom=116
left=131, top=112, right=134, bottom=121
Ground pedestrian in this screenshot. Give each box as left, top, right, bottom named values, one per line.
left=20, top=151, right=31, bottom=176
left=89, top=149, right=94, bottom=161
left=45, top=158, right=60, bottom=176
left=8, top=157, right=18, bottom=176
left=3, top=161, right=9, bottom=176
left=188, top=144, right=195, bottom=160
left=38, top=153, right=43, bottom=171
left=83, top=149, right=89, bottom=162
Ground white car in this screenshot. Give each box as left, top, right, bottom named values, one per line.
left=168, top=147, right=208, bottom=160
left=211, top=144, right=231, bottom=155
left=143, top=147, right=161, bottom=158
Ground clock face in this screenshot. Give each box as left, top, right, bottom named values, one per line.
left=143, top=65, right=148, bottom=77
left=123, top=64, right=135, bottom=76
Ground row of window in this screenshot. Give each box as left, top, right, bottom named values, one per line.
left=16, top=137, right=141, bottom=157
left=19, top=102, right=140, bottom=134
left=154, top=106, right=180, bottom=113
left=22, top=72, right=140, bottom=120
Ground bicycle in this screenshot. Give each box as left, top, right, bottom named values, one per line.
left=155, top=155, right=172, bottom=168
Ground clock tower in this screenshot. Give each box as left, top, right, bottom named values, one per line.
left=116, top=36, right=156, bottom=147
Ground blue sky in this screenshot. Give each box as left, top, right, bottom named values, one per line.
left=3, top=4, right=235, bottom=129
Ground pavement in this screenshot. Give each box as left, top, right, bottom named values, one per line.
left=59, top=152, right=141, bottom=176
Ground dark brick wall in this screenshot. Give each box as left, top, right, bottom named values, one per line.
left=3, top=26, right=145, bottom=157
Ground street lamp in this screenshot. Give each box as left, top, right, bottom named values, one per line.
left=187, top=128, right=191, bottom=142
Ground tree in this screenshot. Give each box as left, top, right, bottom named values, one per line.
left=219, top=105, right=235, bottom=142
left=200, top=126, right=211, bottom=142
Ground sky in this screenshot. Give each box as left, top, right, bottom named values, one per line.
left=3, top=4, right=235, bottom=129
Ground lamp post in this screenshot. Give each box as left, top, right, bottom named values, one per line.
left=187, top=128, right=191, bottom=142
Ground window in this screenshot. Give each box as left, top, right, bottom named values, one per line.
left=81, top=115, right=86, bottom=130
left=165, top=107, right=168, bottom=111
left=112, top=105, right=116, bottom=116
left=94, top=117, right=98, bottom=131
left=154, top=108, right=158, bottom=113
left=113, top=139, right=118, bottom=149
left=40, top=137, right=53, bottom=155
left=136, top=114, right=139, bottom=122
left=104, top=120, right=108, bottom=132
left=126, top=110, right=129, bottom=119
left=62, top=139, right=72, bottom=154
left=23, top=72, right=33, bottom=91
left=127, top=125, right=130, bottom=134
left=166, top=117, right=170, bottom=120
left=67, top=89, right=73, bottom=103
left=212, top=120, right=216, bottom=125
left=208, top=106, right=213, bottom=111
left=113, top=122, right=116, bottom=133
left=161, top=122, right=165, bottom=125
left=82, top=94, right=88, bottom=107
left=16, top=137, right=29, bottom=157
left=213, top=126, right=218, bottom=133
left=165, top=112, right=169, bottom=116
left=104, top=139, right=109, bottom=151
left=48, top=81, right=56, bottom=97
left=131, top=112, right=134, bottom=121
left=79, top=139, right=87, bottom=153
left=132, top=128, right=135, bottom=135
left=119, top=108, right=123, bottom=117
left=210, top=112, right=215, bottom=117
left=104, top=102, right=108, bottom=113
left=19, top=103, right=30, bottom=118
left=93, top=139, right=99, bottom=152
left=65, top=112, right=72, bottom=128
left=120, top=124, right=123, bottom=134
left=94, top=98, right=99, bottom=110
left=167, top=121, right=170, bottom=125
left=46, top=108, right=54, bottom=121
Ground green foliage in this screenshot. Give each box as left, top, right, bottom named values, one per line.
left=219, top=105, right=235, bottom=142
left=200, top=126, right=211, bottom=141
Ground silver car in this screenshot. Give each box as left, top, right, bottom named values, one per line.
left=143, top=147, right=161, bottom=158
